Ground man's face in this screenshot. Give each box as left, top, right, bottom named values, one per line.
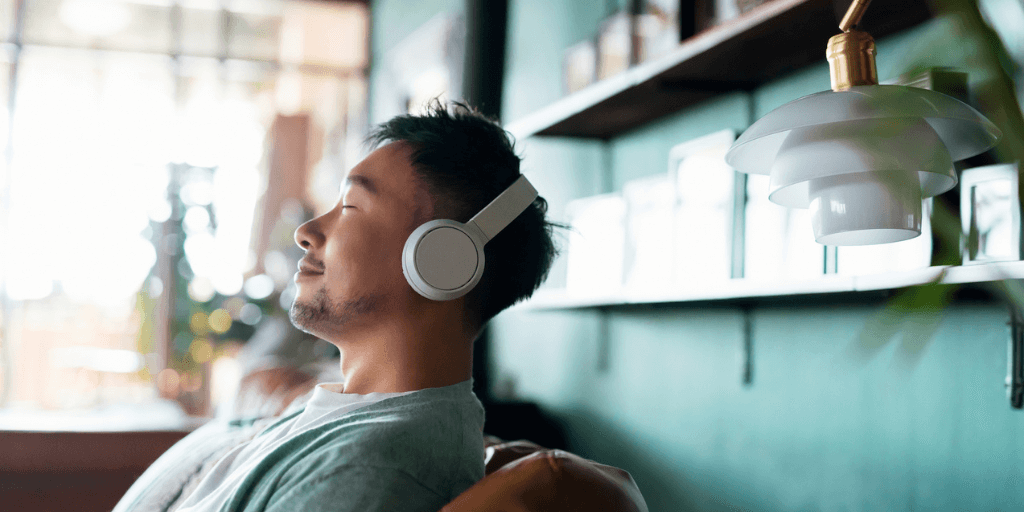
left=290, top=142, right=429, bottom=338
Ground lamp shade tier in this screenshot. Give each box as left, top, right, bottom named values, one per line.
left=725, top=85, right=1001, bottom=174
left=809, top=171, right=923, bottom=245
left=767, top=118, right=955, bottom=208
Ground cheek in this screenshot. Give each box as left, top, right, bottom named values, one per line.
left=326, top=222, right=411, bottom=292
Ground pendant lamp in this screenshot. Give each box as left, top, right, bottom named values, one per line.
left=724, top=0, right=1002, bottom=246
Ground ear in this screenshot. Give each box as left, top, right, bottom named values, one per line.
left=402, top=220, right=486, bottom=301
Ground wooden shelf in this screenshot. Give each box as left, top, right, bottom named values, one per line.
left=515, top=261, right=1024, bottom=311
left=504, top=0, right=933, bottom=140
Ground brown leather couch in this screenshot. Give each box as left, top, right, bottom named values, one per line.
left=443, top=438, right=648, bottom=511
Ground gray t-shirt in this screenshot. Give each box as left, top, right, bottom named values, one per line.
left=115, top=379, right=485, bottom=512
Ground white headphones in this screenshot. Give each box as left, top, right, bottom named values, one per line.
left=402, top=174, right=538, bottom=301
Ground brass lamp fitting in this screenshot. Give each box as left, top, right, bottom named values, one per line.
left=839, top=0, right=873, bottom=33
left=827, top=30, right=878, bottom=91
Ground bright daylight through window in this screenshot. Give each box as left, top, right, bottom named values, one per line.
left=0, top=0, right=368, bottom=428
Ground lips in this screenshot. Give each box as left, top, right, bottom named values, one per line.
left=297, top=257, right=325, bottom=275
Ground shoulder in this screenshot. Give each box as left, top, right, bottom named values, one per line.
left=325, top=389, right=482, bottom=465
left=282, top=387, right=485, bottom=499
left=355, top=389, right=481, bottom=444
left=267, top=464, right=450, bottom=512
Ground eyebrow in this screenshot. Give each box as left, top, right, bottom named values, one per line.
left=345, top=174, right=378, bottom=195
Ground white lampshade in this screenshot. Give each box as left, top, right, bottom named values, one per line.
left=725, top=85, right=1001, bottom=245
left=809, top=171, right=922, bottom=245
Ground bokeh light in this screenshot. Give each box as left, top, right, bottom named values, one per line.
left=243, top=273, right=275, bottom=299
left=222, top=296, right=246, bottom=316
left=180, top=373, right=203, bottom=393
left=188, top=276, right=216, bottom=302
left=156, top=368, right=181, bottom=396
left=208, top=308, right=232, bottom=334
left=190, top=337, right=214, bottom=364
left=183, top=206, right=212, bottom=234
left=190, top=311, right=209, bottom=334
left=239, top=302, right=263, bottom=325
left=212, top=272, right=244, bottom=296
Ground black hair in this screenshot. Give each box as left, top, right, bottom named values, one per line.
left=366, top=100, right=560, bottom=325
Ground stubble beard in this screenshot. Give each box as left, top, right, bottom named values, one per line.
left=289, top=286, right=380, bottom=337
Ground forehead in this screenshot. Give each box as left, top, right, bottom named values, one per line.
left=348, top=142, right=418, bottom=197
left=346, top=141, right=432, bottom=220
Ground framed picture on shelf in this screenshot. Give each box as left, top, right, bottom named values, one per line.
left=597, top=10, right=632, bottom=80
left=961, top=162, right=1022, bottom=264
left=744, top=174, right=825, bottom=281
left=669, top=129, right=736, bottom=287
left=636, top=0, right=680, bottom=63
left=701, top=0, right=769, bottom=31
left=623, top=173, right=675, bottom=293
left=563, top=39, right=597, bottom=94
left=735, top=0, right=770, bottom=16
left=710, top=0, right=740, bottom=26
left=564, top=193, right=627, bottom=294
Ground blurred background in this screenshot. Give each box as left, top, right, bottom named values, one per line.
left=1, top=0, right=1024, bottom=511
left=0, top=0, right=368, bottom=422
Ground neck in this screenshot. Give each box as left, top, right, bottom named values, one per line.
left=328, top=303, right=477, bottom=395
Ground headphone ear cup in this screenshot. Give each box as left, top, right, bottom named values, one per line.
left=403, top=220, right=486, bottom=301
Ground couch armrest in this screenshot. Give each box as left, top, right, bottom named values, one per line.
left=444, top=446, right=648, bottom=512
left=484, top=439, right=544, bottom=475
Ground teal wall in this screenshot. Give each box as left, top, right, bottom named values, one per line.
left=367, top=0, right=464, bottom=125
left=371, top=1, right=1024, bottom=510
left=491, top=300, right=1024, bottom=511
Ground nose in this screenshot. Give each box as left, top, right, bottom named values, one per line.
left=294, top=216, right=325, bottom=251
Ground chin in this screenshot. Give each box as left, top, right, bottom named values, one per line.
left=289, top=287, right=381, bottom=336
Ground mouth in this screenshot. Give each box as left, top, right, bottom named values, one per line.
left=296, top=257, right=325, bottom=276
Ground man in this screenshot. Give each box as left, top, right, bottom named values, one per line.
left=115, top=102, right=559, bottom=512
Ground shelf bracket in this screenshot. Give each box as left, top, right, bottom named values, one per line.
left=741, top=305, right=754, bottom=386
left=597, top=308, right=611, bottom=374
left=1008, top=304, right=1024, bottom=409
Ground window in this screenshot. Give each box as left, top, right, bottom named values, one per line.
left=0, top=0, right=368, bottom=426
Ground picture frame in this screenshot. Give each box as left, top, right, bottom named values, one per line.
left=622, top=173, right=674, bottom=293
left=668, top=129, right=736, bottom=287
left=636, top=0, right=680, bottom=63
left=703, top=0, right=770, bottom=30
left=564, top=193, right=627, bottom=294
left=596, top=10, right=632, bottom=80
left=710, top=0, right=740, bottom=26
left=743, top=174, right=824, bottom=281
left=563, top=39, right=597, bottom=95
left=961, top=162, right=1021, bottom=265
